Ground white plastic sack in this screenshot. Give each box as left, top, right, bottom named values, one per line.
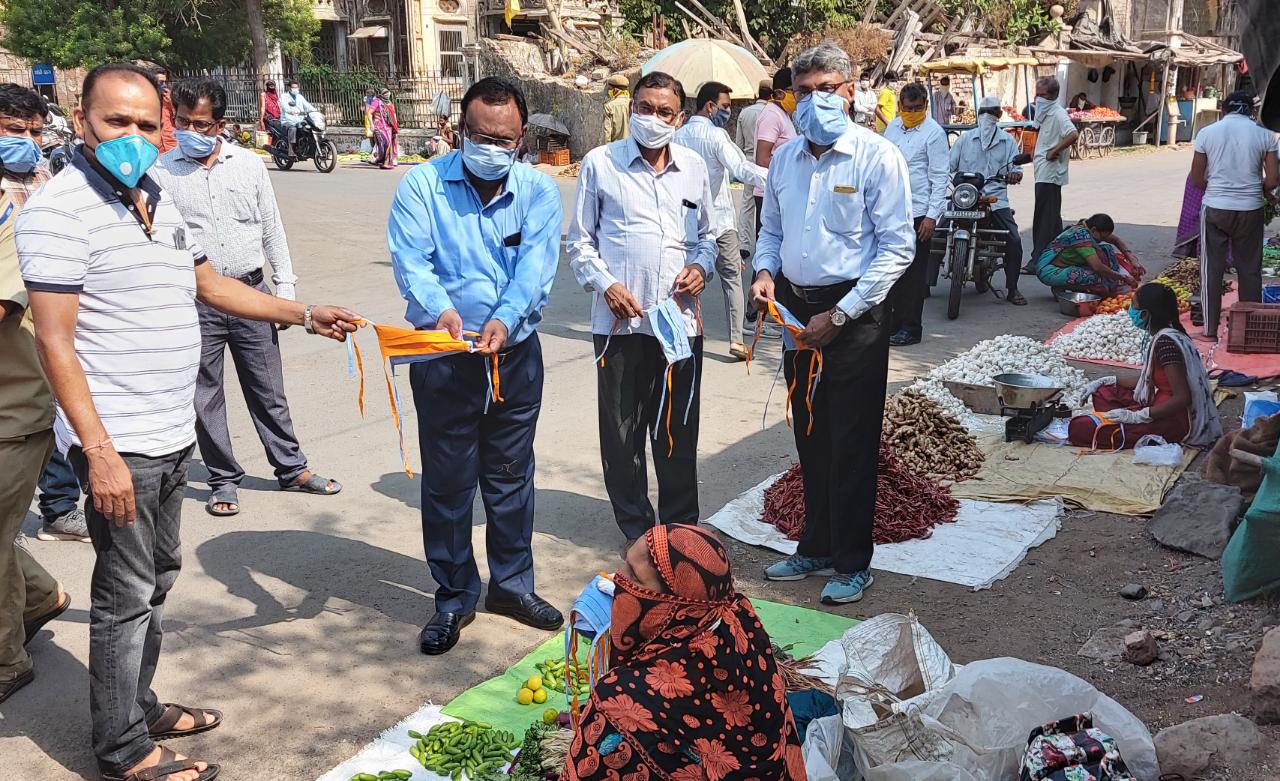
left=359, top=138, right=372, bottom=155
left=1132, top=435, right=1183, bottom=467
left=802, top=714, right=858, bottom=781
left=855, top=657, right=1160, bottom=781
left=836, top=614, right=957, bottom=772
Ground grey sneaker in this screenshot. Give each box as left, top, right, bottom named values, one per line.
left=764, top=554, right=833, bottom=581
left=38, top=508, right=90, bottom=542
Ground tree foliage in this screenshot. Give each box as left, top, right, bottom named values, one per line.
left=0, top=0, right=319, bottom=69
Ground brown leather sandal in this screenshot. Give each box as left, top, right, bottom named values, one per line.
left=148, top=703, right=223, bottom=740
left=103, top=746, right=219, bottom=781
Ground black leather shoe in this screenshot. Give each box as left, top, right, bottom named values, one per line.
left=484, top=592, right=564, bottom=631
left=889, top=329, right=921, bottom=347
left=0, top=668, right=33, bottom=704
left=418, top=611, right=475, bottom=656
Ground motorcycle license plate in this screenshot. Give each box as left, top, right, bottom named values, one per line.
left=945, top=210, right=985, bottom=220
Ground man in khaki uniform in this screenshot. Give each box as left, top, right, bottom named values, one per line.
left=603, top=73, right=631, bottom=144
left=1, top=185, right=69, bottom=703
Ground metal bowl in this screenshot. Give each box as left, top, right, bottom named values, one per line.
left=992, top=372, right=1064, bottom=409
left=1057, top=290, right=1103, bottom=317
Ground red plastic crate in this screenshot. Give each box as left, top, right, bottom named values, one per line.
left=1227, top=302, right=1280, bottom=354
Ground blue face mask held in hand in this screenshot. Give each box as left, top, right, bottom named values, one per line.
left=646, top=297, right=697, bottom=455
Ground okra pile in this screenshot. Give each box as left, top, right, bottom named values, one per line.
left=408, top=721, right=517, bottom=780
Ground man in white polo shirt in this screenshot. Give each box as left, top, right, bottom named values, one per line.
left=17, top=63, right=356, bottom=781
left=1191, top=90, right=1280, bottom=338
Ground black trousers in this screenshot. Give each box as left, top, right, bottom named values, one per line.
left=778, top=279, right=889, bottom=574
left=594, top=332, right=703, bottom=541
left=408, top=334, right=543, bottom=614
left=887, top=216, right=929, bottom=337
left=1031, top=182, right=1063, bottom=265
left=989, top=207, right=1024, bottom=292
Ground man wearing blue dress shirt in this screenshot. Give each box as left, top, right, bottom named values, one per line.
left=751, top=43, right=914, bottom=605
left=387, top=77, right=564, bottom=655
left=567, top=71, right=717, bottom=543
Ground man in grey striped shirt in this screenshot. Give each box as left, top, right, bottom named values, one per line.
left=153, top=77, right=340, bottom=517
left=17, top=63, right=356, bottom=781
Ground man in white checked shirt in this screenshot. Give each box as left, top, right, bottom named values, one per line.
left=674, top=80, right=767, bottom=359
left=750, top=43, right=914, bottom=606
left=153, top=77, right=341, bottom=517
left=568, top=71, right=717, bottom=543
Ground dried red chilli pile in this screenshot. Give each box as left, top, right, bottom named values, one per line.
left=761, top=442, right=959, bottom=544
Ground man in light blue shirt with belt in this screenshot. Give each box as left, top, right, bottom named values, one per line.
left=750, top=43, right=914, bottom=606
left=387, top=77, right=564, bottom=655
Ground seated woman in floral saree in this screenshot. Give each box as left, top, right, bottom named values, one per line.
left=564, top=525, right=807, bottom=781
left=1036, top=213, right=1143, bottom=296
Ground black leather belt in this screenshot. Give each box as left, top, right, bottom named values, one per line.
left=786, top=278, right=857, bottom=306
left=237, top=269, right=264, bottom=287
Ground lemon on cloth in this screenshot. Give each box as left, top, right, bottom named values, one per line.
left=543, top=708, right=559, bottom=725
left=533, top=688, right=548, bottom=704
left=526, top=675, right=543, bottom=692
left=517, top=687, right=535, bottom=705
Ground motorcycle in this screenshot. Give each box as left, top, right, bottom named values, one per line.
left=42, top=103, right=76, bottom=175
left=268, top=110, right=338, bottom=173
left=932, top=152, right=1033, bottom=320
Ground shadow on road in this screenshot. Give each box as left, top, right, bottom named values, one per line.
left=0, top=634, right=95, bottom=779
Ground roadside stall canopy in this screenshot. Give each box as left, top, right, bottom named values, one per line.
left=1167, top=33, right=1244, bottom=67
left=917, top=56, right=1040, bottom=75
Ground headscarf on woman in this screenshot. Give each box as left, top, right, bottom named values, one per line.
left=564, top=525, right=807, bottom=781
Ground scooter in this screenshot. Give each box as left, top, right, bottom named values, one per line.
left=42, top=104, right=76, bottom=175
left=932, top=153, right=1033, bottom=320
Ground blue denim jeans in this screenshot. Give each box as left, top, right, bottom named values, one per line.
left=70, top=444, right=192, bottom=775
left=37, top=447, right=81, bottom=521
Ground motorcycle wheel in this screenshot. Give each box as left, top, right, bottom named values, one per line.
left=314, top=140, right=338, bottom=173
left=272, top=153, right=294, bottom=171
left=947, top=236, right=969, bottom=320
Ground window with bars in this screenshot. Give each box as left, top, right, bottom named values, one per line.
left=438, top=26, right=465, bottom=79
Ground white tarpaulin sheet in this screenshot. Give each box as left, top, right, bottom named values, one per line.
left=316, top=704, right=472, bottom=781
left=705, top=474, right=1062, bottom=590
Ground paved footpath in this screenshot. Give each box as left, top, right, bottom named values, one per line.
left=2, top=146, right=1194, bottom=778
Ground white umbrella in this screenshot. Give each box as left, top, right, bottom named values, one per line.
left=641, top=38, right=768, bottom=101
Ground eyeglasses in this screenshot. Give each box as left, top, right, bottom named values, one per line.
left=632, top=102, right=680, bottom=122
left=794, top=81, right=849, bottom=101
left=463, top=125, right=519, bottom=150
left=174, top=116, right=218, bottom=133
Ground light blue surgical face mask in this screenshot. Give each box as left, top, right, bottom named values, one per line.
left=0, top=136, right=42, bottom=173
left=290, top=88, right=300, bottom=97
left=711, top=107, right=731, bottom=128
left=648, top=298, right=693, bottom=365
left=461, top=137, right=516, bottom=181
left=175, top=129, right=218, bottom=159
left=91, top=134, right=159, bottom=188
left=1128, top=305, right=1148, bottom=331
left=794, top=90, right=850, bottom=146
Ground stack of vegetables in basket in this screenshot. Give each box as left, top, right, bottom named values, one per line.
left=761, top=390, right=982, bottom=544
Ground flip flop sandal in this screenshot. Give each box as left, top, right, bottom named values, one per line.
left=1208, top=369, right=1258, bottom=387
left=1008, top=291, right=1028, bottom=306
left=204, top=488, right=239, bottom=517
left=23, top=590, right=71, bottom=646
left=103, top=746, right=220, bottom=781
left=149, top=703, right=223, bottom=740
left=288, top=474, right=342, bottom=495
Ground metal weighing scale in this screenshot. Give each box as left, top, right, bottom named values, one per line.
left=993, top=373, right=1072, bottom=444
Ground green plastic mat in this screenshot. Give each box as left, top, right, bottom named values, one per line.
left=440, top=599, right=857, bottom=736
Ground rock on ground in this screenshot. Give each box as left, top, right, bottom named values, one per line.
left=1154, top=713, right=1263, bottom=779
left=1254, top=627, right=1280, bottom=724
left=1123, top=629, right=1158, bottom=666
left=1078, top=621, right=1139, bottom=663
left=1149, top=475, right=1241, bottom=559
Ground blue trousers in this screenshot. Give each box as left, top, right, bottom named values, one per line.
left=37, top=448, right=81, bottom=521
left=408, top=333, right=543, bottom=614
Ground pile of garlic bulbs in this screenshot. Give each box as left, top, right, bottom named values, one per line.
left=927, top=335, right=1089, bottom=400
left=1049, top=312, right=1146, bottom=365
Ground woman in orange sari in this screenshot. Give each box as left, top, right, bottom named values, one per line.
left=564, top=525, right=807, bottom=781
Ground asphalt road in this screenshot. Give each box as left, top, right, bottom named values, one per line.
left=3, top=144, right=1197, bottom=778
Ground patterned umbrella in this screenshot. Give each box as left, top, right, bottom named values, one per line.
left=641, top=38, right=769, bottom=101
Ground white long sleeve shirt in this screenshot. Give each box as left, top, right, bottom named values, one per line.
left=673, top=115, right=767, bottom=237
left=882, top=116, right=951, bottom=221
left=567, top=138, right=717, bottom=337
left=755, top=128, right=915, bottom=319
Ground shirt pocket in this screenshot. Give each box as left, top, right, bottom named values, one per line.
left=682, top=199, right=700, bottom=246
left=226, top=188, right=259, bottom=223
left=822, top=188, right=863, bottom=235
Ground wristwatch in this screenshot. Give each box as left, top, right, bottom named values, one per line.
left=303, top=304, right=315, bottom=334
left=829, top=307, right=848, bottom=327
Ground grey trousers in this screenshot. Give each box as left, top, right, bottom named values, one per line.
left=69, top=444, right=192, bottom=775
left=1201, top=205, right=1265, bottom=337
left=194, top=282, right=308, bottom=490
left=715, top=230, right=745, bottom=345
left=737, top=190, right=757, bottom=258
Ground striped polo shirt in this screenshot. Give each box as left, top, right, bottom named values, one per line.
left=17, top=150, right=207, bottom=457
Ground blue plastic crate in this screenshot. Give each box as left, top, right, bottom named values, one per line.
left=1265, top=284, right=1280, bottom=304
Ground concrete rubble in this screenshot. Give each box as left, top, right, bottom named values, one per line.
left=1148, top=474, right=1242, bottom=560
left=1252, top=627, right=1280, bottom=724
left=1122, top=629, right=1158, bottom=666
